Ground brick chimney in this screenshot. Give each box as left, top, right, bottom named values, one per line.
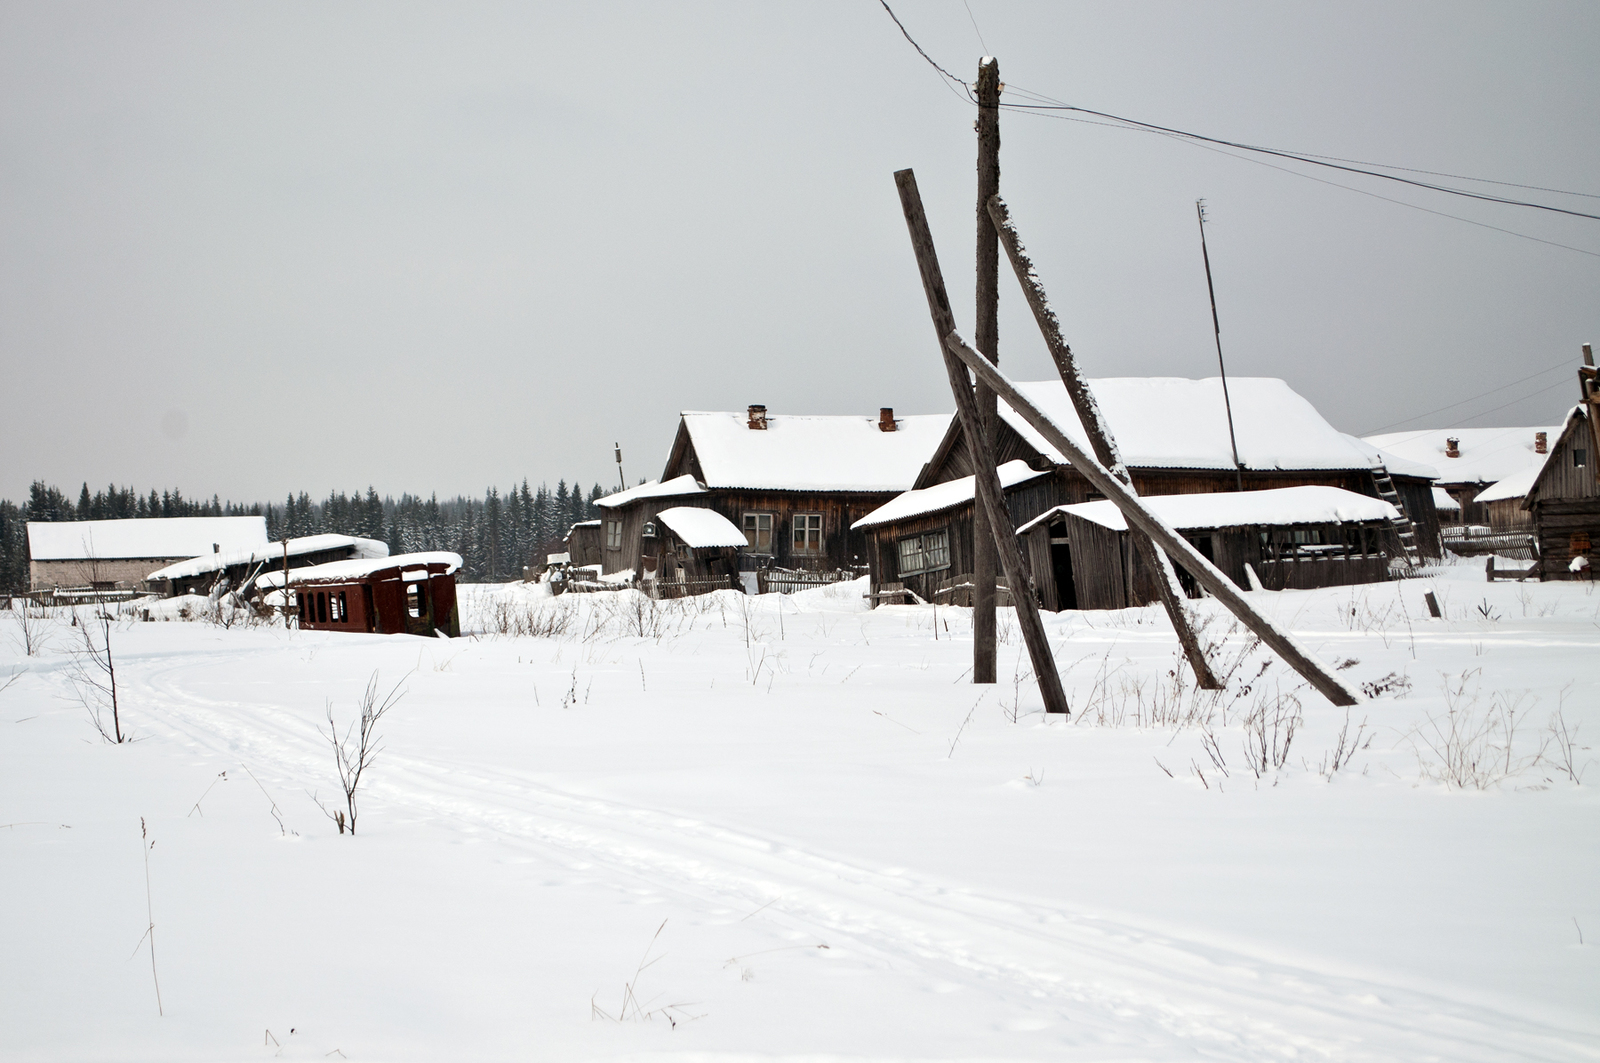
left=878, top=407, right=896, bottom=432
left=1536, top=431, right=1548, bottom=454
left=1445, top=437, right=1460, bottom=458
left=747, top=404, right=767, bottom=430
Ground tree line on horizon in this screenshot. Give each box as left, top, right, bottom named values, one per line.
left=0, top=478, right=615, bottom=592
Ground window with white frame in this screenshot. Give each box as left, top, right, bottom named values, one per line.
left=605, top=520, right=622, bottom=549
left=743, top=512, right=774, bottom=553
left=792, top=513, right=823, bottom=554
left=896, top=529, right=950, bottom=576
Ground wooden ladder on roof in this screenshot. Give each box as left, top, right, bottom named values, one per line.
left=1370, top=462, right=1422, bottom=570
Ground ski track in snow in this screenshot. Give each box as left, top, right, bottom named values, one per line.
left=116, top=646, right=1596, bottom=1063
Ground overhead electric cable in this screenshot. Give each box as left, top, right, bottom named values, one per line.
left=873, top=7, right=1600, bottom=222
left=997, top=101, right=1600, bottom=222
left=877, top=0, right=973, bottom=102
left=1363, top=372, right=1577, bottom=435
left=1362, top=358, right=1576, bottom=437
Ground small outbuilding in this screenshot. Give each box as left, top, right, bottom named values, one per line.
left=1016, top=486, right=1400, bottom=611
left=565, top=520, right=603, bottom=567
left=644, top=506, right=747, bottom=595
left=257, top=552, right=462, bottom=636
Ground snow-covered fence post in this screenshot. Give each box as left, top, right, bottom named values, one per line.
left=986, top=193, right=1221, bottom=690
left=894, top=167, right=1070, bottom=716
left=942, top=334, right=1361, bottom=707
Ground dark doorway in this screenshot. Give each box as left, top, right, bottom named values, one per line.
left=1049, top=523, right=1077, bottom=610
left=1175, top=534, right=1215, bottom=599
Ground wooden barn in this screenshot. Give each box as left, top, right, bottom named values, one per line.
left=854, top=377, right=1441, bottom=606
left=1364, top=425, right=1560, bottom=531
left=1520, top=405, right=1600, bottom=580
left=595, top=405, right=950, bottom=583
left=147, top=533, right=389, bottom=598
left=26, top=516, right=268, bottom=592
left=1016, top=486, right=1401, bottom=611
left=257, top=552, right=462, bottom=636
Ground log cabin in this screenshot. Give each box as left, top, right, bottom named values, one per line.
left=596, top=405, right=950, bottom=584
left=854, top=377, right=1442, bottom=606
left=1520, top=406, right=1600, bottom=580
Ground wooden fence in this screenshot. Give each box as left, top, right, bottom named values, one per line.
left=1255, top=555, right=1391, bottom=592
left=755, top=569, right=862, bottom=595
left=1443, top=529, right=1536, bottom=560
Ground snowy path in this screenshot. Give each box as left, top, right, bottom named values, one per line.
left=115, top=630, right=1597, bottom=1063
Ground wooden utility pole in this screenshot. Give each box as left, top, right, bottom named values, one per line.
left=945, top=336, right=1360, bottom=707
left=896, top=169, right=1070, bottom=715
left=1195, top=200, right=1244, bottom=492
left=971, top=56, right=1002, bottom=685
left=987, top=194, right=1221, bottom=689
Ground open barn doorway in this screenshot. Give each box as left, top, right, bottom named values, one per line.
left=1049, top=519, right=1076, bottom=610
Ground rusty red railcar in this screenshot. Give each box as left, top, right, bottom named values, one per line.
left=259, top=552, right=462, bottom=637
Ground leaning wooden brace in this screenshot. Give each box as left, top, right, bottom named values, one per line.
left=895, top=168, right=1071, bottom=716
left=944, top=333, right=1362, bottom=708
left=986, top=193, right=1222, bottom=690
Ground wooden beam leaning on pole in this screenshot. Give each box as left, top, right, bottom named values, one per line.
left=986, top=194, right=1222, bottom=691
left=944, top=333, right=1362, bottom=708
left=895, top=168, right=1071, bottom=716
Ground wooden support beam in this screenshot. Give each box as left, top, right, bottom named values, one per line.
left=944, top=333, right=1361, bottom=707
left=986, top=193, right=1222, bottom=690
left=895, top=168, right=1071, bottom=716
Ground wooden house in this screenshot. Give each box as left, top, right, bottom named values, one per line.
left=1016, top=486, right=1400, bottom=611
left=1364, top=426, right=1559, bottom=531
left=257, top=552, right=462, bottom=636
left=1519, top=406, right=1600, bottom=580
left=853, top=377, right=1441, bottom=606
left=147, top=533, right=389, bottom=598
left=852, top=460, right=1056, bottom=604
left=595, top=405, right=950, bottom=582
left=26, top=516, right=268, bottom=591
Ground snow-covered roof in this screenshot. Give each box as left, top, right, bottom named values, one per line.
left=595, top=475, right=706, bottom=509
left=148, top=534, right=389, bottom=581
left=655, top=506, right=747, bottom=549
left=852, top=461, right=1050, bottom=531
left=679, top=411, right=951, bottom=492
left=992, top=378, right=1423, bottom=476
left=1362, top=425, right=1561, bottom=486
left=1338, top=434, right=1438, bottom=480
left=255, top=551, right=462, bottom=589
left=1027, top=486, right=1399, bottom=534
left=568, top=520, right=602, bottom=529
left=26, top=516, right=268, bottom=561
left=1431, top=487, right=1461, bottom=512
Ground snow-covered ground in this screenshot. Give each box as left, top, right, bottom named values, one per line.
left=2, top=564, right=1596, bottom=1062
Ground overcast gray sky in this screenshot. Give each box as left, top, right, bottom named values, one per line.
left=3, top=1, right=1596, bottom=505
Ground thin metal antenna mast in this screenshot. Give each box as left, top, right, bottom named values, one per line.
left=1196, top=199, right=1244, bottom=492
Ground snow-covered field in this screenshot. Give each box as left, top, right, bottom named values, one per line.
left=2, top=566, right=1596, bottom=1062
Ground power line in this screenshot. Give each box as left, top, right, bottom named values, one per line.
left=872, top=7, right=1600, bottom=222
left=997, top=100, right=1600, bottom=223
left=877, top=0, right=973, bottom=102
left=1363, top=370, right=1578, bottom=435
left=1002, top=84, right=1600, bottom=202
